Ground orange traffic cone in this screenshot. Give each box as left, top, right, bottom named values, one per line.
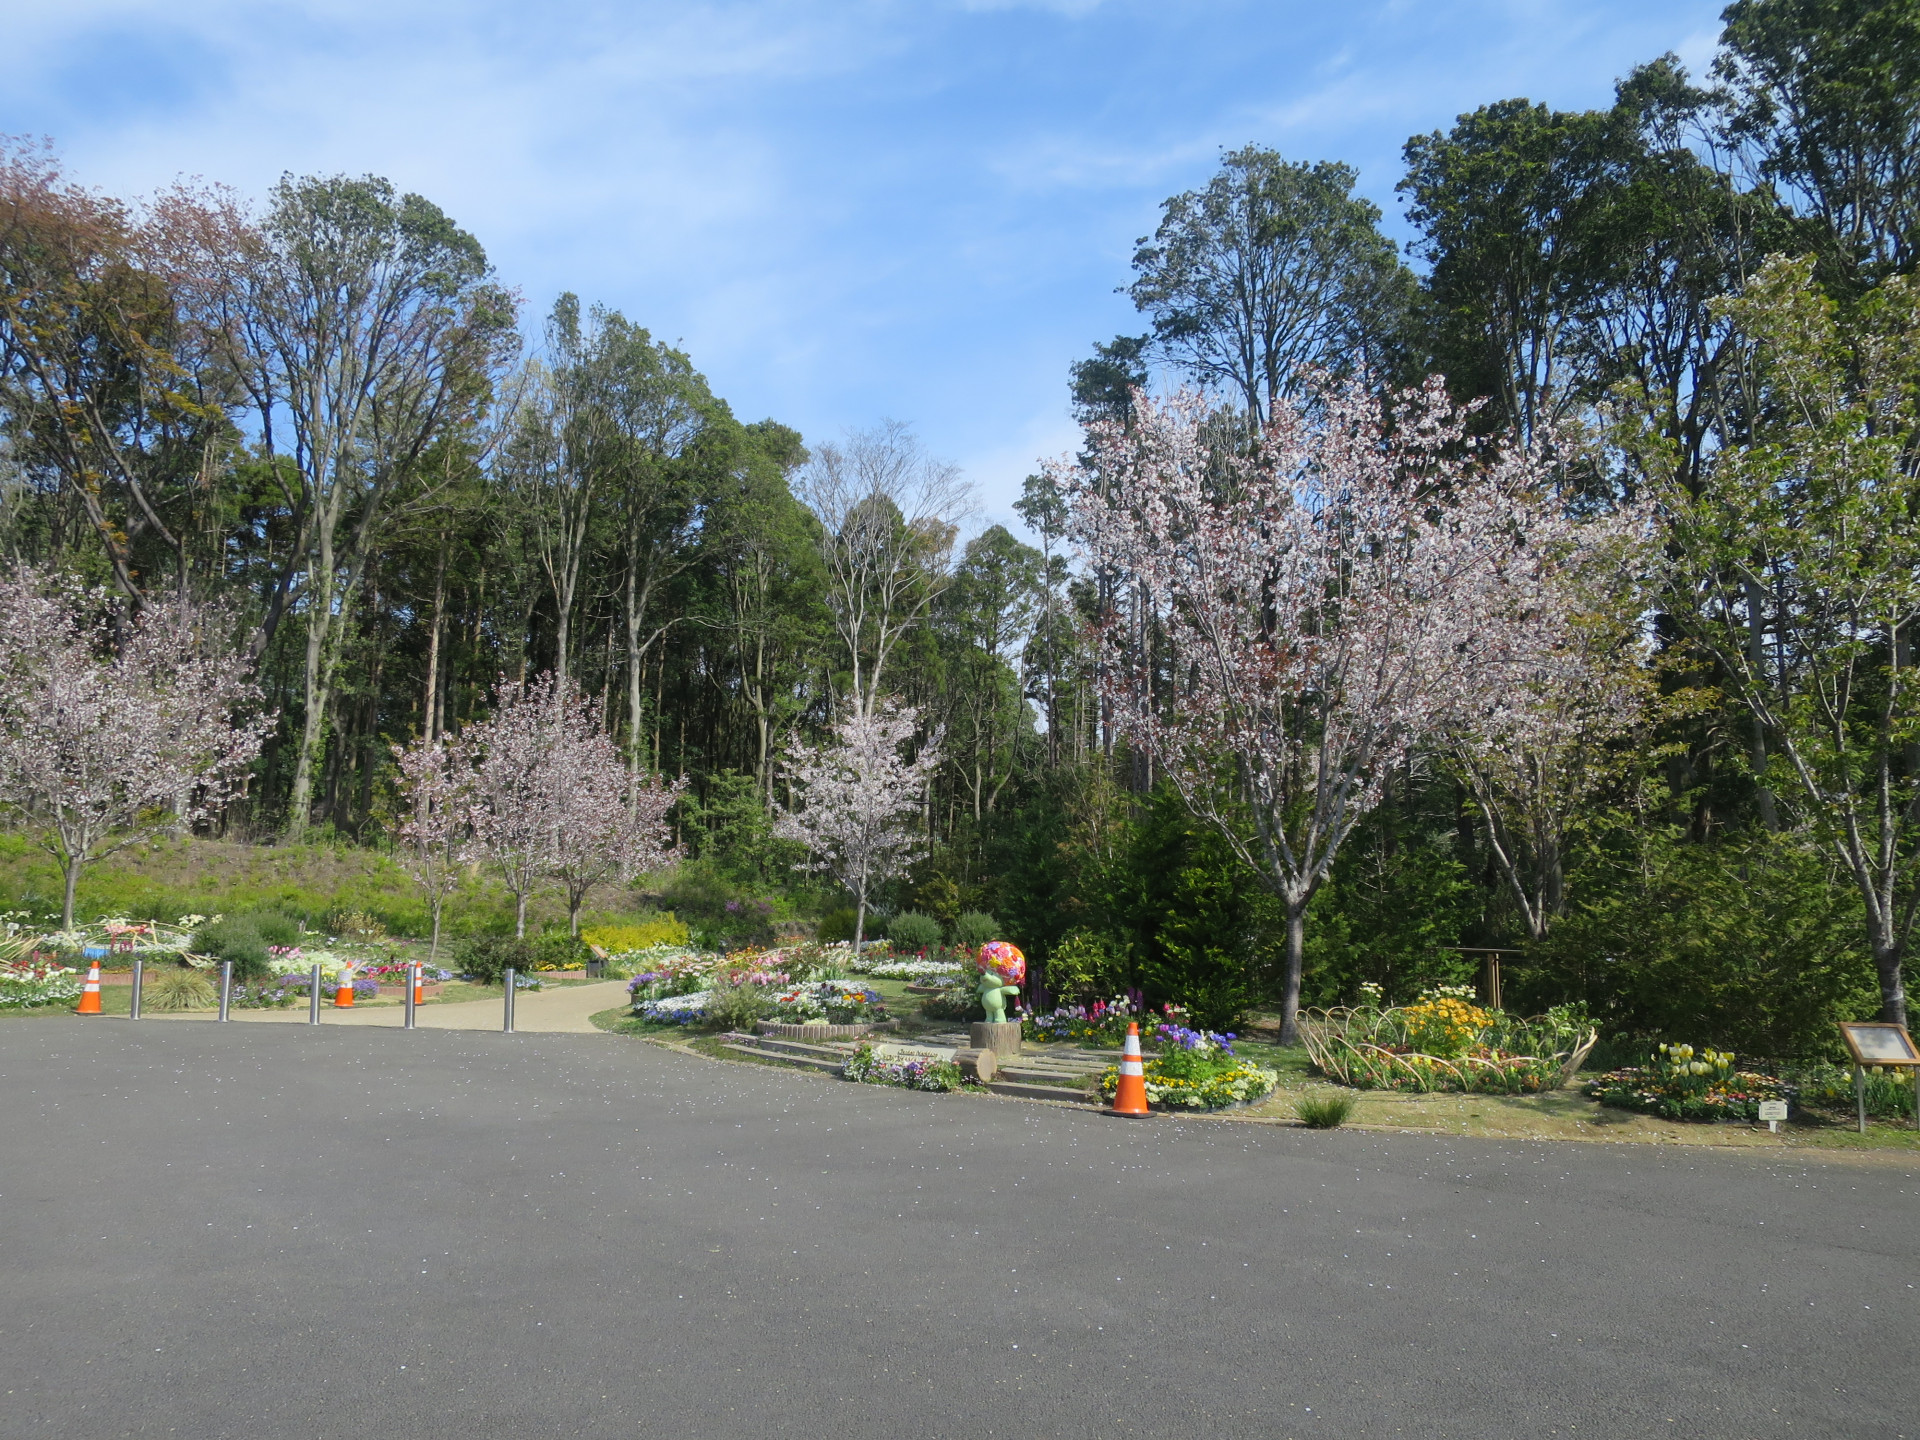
left=334, top=968, right=355, bottom=1008
left=411, top=964, right=424, bottom=1008
left=1111, top=1021, right=1150, bottom=1116
left=75, top=957, right=103, bottom=1015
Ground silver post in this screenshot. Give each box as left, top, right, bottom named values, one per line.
left=129, top=959, right=144, bottom=1021
left=308, top=963, right=322, bottom=1024
left=218, top=961, right=232, bottom=1022
left=503, top=968, right=516, bottom=1033
left=404, top=963, right=417, bottom=1030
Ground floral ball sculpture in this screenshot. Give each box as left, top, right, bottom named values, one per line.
left=975, top=941, right=1025, bottom=1024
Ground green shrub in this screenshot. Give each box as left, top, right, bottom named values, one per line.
left=1045, top=929, right=1130, bottom=1002
left=816, top=908, right=858, bottom=943
left=1523, top=828, right=1876, bottom=1057
left=705, top=978, right=768, bottom=1033
left=531, top=932, right=591, bottom=970
left=581, top=914, right=690, bottom=952
left=951, top=911, right=1000, bottom=950
left=145, top=967, right=217, bottom=1011
left=919, top=982, right=984, bottom=1022
left=887, top=911, right=943, bottom=953
left=1295, top=1093, right=1355, bottom=1129
left=243, top=909, right=303, bottom=948
left=190, top=917, right=272, bottom=983
left=457, top=936, right=537, bottom=986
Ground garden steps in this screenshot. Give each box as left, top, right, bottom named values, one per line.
left=715, top=1029, right=1102, bottom=1104
left=986, top=1079, right=1099, bottom=1104
left=719, top=1039, right=845, bottom=1074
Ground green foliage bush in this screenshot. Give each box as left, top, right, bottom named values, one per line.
left=816, top=908, right=858, bottom=943
left=705, top=978, right=768, bottom=1032
left=886, top=911, right=943, bottom=953
left=580, top=914, right=690, bottom=952
left=1523, top=829, right=1875, bottom=1058
left=457, top=936, right=537, bottom=985
left=1301, top=828, right=1478, bottom=1005
left=919, top=981, right=985, bottom=1022
left=190, top=916, right=273, bottom=982
left=531, top=932, right=591, bottom=970
left=1045, top=929, right=1130, bottom=1001
left=1113, top=788, right=1269, bottom=1031
left=660, top=863, right=781, bottom=949
left=951, top=911, right=1000, bottom=950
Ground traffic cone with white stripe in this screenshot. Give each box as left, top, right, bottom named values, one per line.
left=1111, top=1021, right=1150, bottom=1116
left=75, top=957, right=103, bottom=1015
left=334, top=966, right=355, bottom=1008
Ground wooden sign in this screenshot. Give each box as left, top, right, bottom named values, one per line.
left=1837, top=1022, right=1920, bottom=1067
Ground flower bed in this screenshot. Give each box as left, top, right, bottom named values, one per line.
left=0, top=961, right=80, bottom=1009
left=1298, top=993, right=1595, bottom=1094
left=843, top=1042, right=964, bottom=1092
left=1098, top=1036, right=1280, bottom=1111
left=1584, top=1043, right=1792, bottom=1121
left=767, top=981, right=887, bottom=1024
left=633, top=990, right=712, bottom=1024
left=857, top=956, right=966, bottom=981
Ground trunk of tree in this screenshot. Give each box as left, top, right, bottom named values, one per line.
left=1278, top=898, right=1307, bottom=1046
left=286, top=606, right=335, bottom=842
left=429, top=895, right=444, bottom=965
left=423, top=532, right=448, bottom=742
left=1743, top=575, right=1780, bottom=830
left=1874, top=940, right=1908, bottom=1028
left=515, top=888, right=528, bottom=940
left=62, top=854, right=82, bottom=931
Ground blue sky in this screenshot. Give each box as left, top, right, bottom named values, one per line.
left=7, top=0, right=1728, bottom=535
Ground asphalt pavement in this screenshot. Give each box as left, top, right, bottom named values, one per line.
left=2, top=1017, right=1916, bottom=1440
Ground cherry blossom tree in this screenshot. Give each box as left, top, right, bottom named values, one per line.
left=463, top=672, right=683, bottom=938
left=774, top=697, right=942, bottom=949
left=546, top=733, right=683, bottom=939
left=392, top=734, right=480, bottom=962
left=1051, top=377, right=1645, bottom=1042
left=0, top=569, right=269, bottom=927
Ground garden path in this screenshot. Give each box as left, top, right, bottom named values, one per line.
left=147, top=979, right=631, bottom=1033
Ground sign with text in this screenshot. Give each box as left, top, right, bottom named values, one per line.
left=1838, top=1023, right=1920, bottom=1067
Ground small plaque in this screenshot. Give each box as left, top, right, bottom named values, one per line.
left=1838, top=1023, right=1920, bottom=1066
left=1758, top=1100, right=1788, bottom=1122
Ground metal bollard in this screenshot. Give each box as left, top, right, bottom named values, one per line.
left=503, top=968, right=516, bottom=1033
left=217, top=961, right=232, bottom=1021
left=403, top=963, right=417, bottom=1030
left=308, top=963, right=322, bottom=1024
left=129, top=960, right=144, bottom=1021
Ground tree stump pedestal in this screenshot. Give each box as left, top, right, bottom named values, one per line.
left=969, top=1021, right=1023, bottom=1057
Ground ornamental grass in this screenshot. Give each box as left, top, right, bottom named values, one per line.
left=1297, top=993, right=1595, bottom=1094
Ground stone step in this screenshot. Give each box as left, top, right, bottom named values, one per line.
left=998, top=1067, right=1099, bottom=1086
left=988, top=1079, right=1100, bottom=1104
left=719, top=1042, right=844, bottom=1075
left=724, top=1031, right=850, bottom=1061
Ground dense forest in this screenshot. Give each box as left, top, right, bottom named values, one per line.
left=4, top=0, right=1920, bottom=1053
